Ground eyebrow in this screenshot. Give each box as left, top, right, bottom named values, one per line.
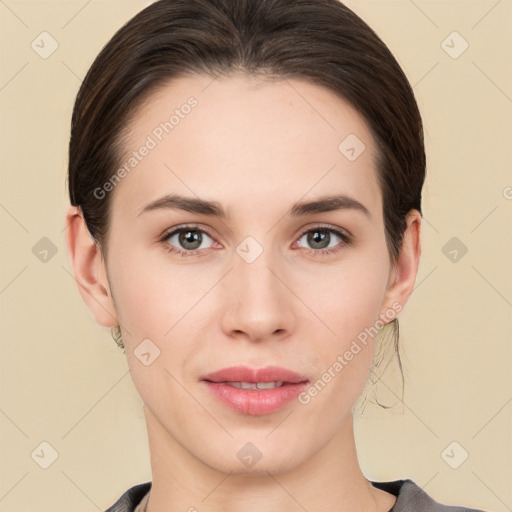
left=137, top=193, right=371, bottom=219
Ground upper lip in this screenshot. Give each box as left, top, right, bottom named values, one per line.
left=201, top=365, right=309, bottom=384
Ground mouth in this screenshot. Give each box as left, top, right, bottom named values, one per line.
left=200, top=365, right=309, bottom=384
left=200, top=365, right=309, bottom=415
left=209, top=381, right=287, bottom=389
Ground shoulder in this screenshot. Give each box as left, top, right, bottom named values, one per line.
left=371, top=479, right=488, bottom=512
left=105, top=479, right=489, bottom=512
left=104, top=482, right=152, bottom=512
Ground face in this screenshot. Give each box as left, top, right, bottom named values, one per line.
left=82, top=73, right=417, bottom=475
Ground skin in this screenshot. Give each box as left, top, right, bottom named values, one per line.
left=65, top=73, right=421, bottom=512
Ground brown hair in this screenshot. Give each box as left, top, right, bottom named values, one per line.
left=67, top=0, right=425, bottom=407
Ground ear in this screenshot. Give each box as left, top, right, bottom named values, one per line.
left=380, top=209, right=422, bottom=320
left=64, top=205, right=118, bottom=328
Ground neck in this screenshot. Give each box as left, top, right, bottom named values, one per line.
left=142, top=406, right=395, bottom=512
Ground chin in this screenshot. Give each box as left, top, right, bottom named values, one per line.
left=201, top=443, right=304, bottom=477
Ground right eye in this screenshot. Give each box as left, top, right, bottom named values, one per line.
left=160, top=225, right=216, bottom=257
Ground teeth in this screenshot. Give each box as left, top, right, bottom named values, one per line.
left=224, top=381, right=284, bottom=389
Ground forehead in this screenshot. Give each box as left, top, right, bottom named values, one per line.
left=111, top=73, right=381, bottom=219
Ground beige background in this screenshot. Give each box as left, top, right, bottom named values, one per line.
left=1, top=0, right=511, bottom=511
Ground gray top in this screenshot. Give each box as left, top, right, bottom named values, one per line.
left=104, top=479, right=489, bottom=512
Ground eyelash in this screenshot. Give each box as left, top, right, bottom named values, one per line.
left=159, top=224, right=353, bottom=258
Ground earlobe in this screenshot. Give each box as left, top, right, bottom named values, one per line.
left=381, top=209, right=422, bottom=320
left=64, top=205, right=118, bottom=328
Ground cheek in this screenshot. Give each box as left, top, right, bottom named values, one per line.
left=108, top=250, right=217, bottom=397
left=297, top=281, right=383, bottom=418
left=110, top=254, right=201, bottom=412
left=294, top=252, right=390, bottom=399
left=109, top=246, right=199, bottom=335
left=302, top=257, right=390, bottom=340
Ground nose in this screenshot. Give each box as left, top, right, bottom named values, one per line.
left=220, top=245, right=297, bottom=343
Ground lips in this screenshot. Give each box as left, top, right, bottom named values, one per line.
left=201, top=365, right=310, bottom=416
left=201, top=365, right=309, bottom=385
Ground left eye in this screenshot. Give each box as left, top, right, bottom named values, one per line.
left=296, top=227, right=349, bottom=252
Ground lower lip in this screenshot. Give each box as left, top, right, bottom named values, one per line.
left=203, top=381, right=309, bottom=415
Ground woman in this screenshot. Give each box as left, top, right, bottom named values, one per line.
left=64, top=0, right=488, bottom=510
